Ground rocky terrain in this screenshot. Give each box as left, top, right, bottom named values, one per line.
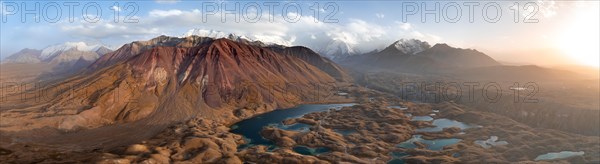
left=3, top=86, right=597, bottom=163
left=230, top=88, right=599, bottom=163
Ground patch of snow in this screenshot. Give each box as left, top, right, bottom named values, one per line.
left=393, top=39, right=431, bottom=55
left=183, top=28, right=292, bottom=46
left=319, top=39, right=360, bottom=58
left=336, top=92, right=349, bottom=96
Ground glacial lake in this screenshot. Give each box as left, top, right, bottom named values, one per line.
left=230, top=103, right=356, bottom=150
left=397, top=135, right=462, bottom=151
left=411, top=116, right=434, bottom=121
left=415, top=119, right=474, bottom=132
left=389, top=135, right=462, bottom=164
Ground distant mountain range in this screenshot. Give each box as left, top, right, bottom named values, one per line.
left=339, top=39, right=500, bottom=73
left=2, top=48, right=43, bottom=63
left=6, top=34, right=585, bottom=82
left=2, top=42, right=114, bottom=66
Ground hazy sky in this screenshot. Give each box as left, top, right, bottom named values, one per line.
left=1, top=0, right=598, bottom=67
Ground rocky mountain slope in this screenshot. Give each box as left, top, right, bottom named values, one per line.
left=0, top=35, right=352, bottom=151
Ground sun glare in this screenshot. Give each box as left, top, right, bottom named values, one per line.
left=557, top=4, right=600, bottom=67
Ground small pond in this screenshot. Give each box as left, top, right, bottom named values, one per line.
left=293, top=146, right=331, bottom=155
left=411, top=116, right=434, bottom=121
left=474, top=136, right=508, bottom=149
left=535, top=151, right=584, bottom=161
left=415, top=119, right=474, bottom=132
left=333, top=128, right=358, bottom=135
left=387, top=106, right=408, bottom=110
left=397, top=135, right=462, bottom=151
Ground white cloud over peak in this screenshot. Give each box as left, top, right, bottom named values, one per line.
left=397, top=22, right=412, bottom=30
left=55, top=8, right=442, bottom=58
left=149, top=9, right=184, bottom=17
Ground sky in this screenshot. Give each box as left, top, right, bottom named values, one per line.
left=1, top=0, right=599, bottom=67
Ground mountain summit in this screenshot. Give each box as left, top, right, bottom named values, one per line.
left=393, top=39, right=431, bottom=55
left=182, top=28, right=293, bottom=46
left=319, top=40, right=361, bottom=59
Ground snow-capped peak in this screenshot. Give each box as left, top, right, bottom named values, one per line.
left=40, top=42, right=109, bottom=60
left=183, top=29, right=244, bottom=40
left=182, top=28, right=292, bottom=47
left=393, top=39, right=431, bottom=55
left=320, top=39, right=360, bottom=59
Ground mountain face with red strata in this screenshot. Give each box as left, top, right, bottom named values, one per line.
left=0, top=36, right=351, bottom=138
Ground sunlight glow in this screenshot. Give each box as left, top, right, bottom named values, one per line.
left=557, top=4, right=600, bottom=67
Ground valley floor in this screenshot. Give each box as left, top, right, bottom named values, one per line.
left=1, top=87, right=598, bottom=163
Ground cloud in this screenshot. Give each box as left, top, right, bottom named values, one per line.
left=155, top=0, right=180, bottom=4
left=537, top=0, right=557, bottom=18
left=511, top=0, right=558, bottom=18
left=375, top=13, right=385, bottom=19
left=60, top=22, right=160, bottom=39
left=397, top=22, right=412, bottom=30
left=111, top=6, right=121, bottom=12
left=58, top=17, right=160, bottom=40
left=56, top=8, right=442, bottom=55
left=149, top=9, right=184, bottom=17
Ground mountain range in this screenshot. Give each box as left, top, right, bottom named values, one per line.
left=2, top=42, right=114, bottom=67
left=338, top=38, right=500, bottom=73
left=6, top=34, right=574, bottom=82
left=2, top=29, right=368, bottom=64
